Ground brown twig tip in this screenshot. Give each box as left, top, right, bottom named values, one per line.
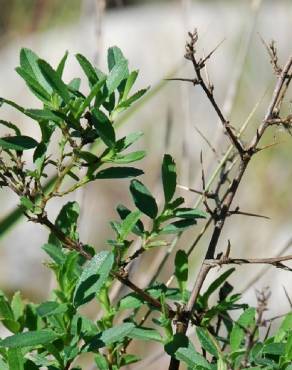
left=259, top=34, right=282, bottom=75
left=204, top=254, right=292, bottom=272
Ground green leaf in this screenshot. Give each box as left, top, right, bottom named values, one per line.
left=109, top=151, right=146, bottom=164
left=174, top=250, right=188, bottom=293
left=89, top=323, right=134, bottom=351
left=68, top=77, right=81, bottom=91
left=201, top=268, right=236, bottom=306
left=15, top=67, right=51, bottom=103
left=160, top=219, right=197, bottom=234
left=73, top=251, right=114, bottom=307
left=118, top=210, right=142, bottom=241
left=0, top=136, right=38, bottom=151
left=230, top=308, right=256, bottom=351
left=20, top=197, right=34, bottom=211
left=0, top=330, right=59, bottom=348
left=122, top=70, right=138, bottom=100
left=162, top=154, right=177, bottom=203
left=76, top=78, right=106, bottom=117
left=196, top=327, right=219, bottom=358
left=42, top=243, right=66, bottom=265
left=175, top=208, right=207, bottom=219
left=25, top=108, right=62, bottom=123
left=36, top=301, right=68, bottom=317
left=0, top=290, right=14, bottom=321
left=56, top=50, right=68, bottom=77
left=175, top=344, right=212, bottom=369
left=91, top=108, right=115, bottom=148
left=94, top=354, right=109, bottom=370
left=106, top=59, right=129, bottom=95
left=101, top=322, right=135, bottom=344
left=19, top=48, right=52, bottom=93
left=165, top=334, right=211, bottom=369
left=115, top=131, right=143, bottom=151
left=76, top=53, right=100, bottom=87
left=0, top=357, right=8, bottom=370
left=95, top=167, right=143, bottom=179
left=49, top=201, right=80, bottom=247
left=280, top=312, right=292, bottom=332
left=117, top=88, right=149, bottom=109
left=107, top=46, right=127, bottom=71
left=38, top=59, right=70, bottom=104
left=11, top=292, right=24, bottom=322
left=120, top=354, right=140, bottom=366
left=128, top=327, right=162, bottom=342
left=7, top=348, right=23, bottom=370
left=262, top=342, right=285, bottom=356
left=0, top=120, right=21, bottom=136
left=116, top=204, right=144, bottom=236
left=130, top=179, right=158, bottom=219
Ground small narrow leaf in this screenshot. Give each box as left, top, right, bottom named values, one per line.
left=106, top=59, right=129, bottom=95
left=76, top=53, right=101, bottom=87
left=107, top=46, right=127, bottom=71
left=201, top=268, right=236, bottom=306
left=230, top=308, right=256, bottom=351
left=42, top=243, right=66, bottom=265
left=118, top=210, right=142, bottom=241
left=56, top=50, right=68, bottom=77
left=174, top=250, right=188, bottom=293
left=15, top=67, right=51, bottom=103
left=38, top=59, right=70, bottom=104
left=115, top=131, right=143, bottom=151
left=160, top=219, right=197, bottom=234
left=116, top=204, right=144, bottom=236
left=88, top=323, right=135, bottom=351
left=196, top=327, right=219, bottom=358
left=128, top=327, right=162, bottom=342
left=48, top=201, right=80, bottom=246
left=36, top=301, right=68, bottom=317
left=122, top=70, right=138, bottom=100
left=19, top=48, right=52, bottom=92
left=95, top=167, right=143, bottom=179
left=0, top=330, right=59, bottom=348
left=109, top=151, right=146, bottom=164
left=117, top=88, right=149, bottom=109
left=91, top=108, right=115, bottom=148
left=162, top=154, right=177, bottom=203
left=11, top=292, right=24, bottom=322
left=175, top=207, right=207, bottom=219
left=20, top=197, right=34, bottom=211
left=76, top=78, right=106, bottom=117
left=7, top=348, right=24, bottom=370
left=130, top=180, right=158, bottom=219
left=0, top=136, right=38, bottom=151
left=165, top=334, right=211, bottom=369
left=94, top=354, right=109, bottom=370
left=73, top=251, right=114, bottom=307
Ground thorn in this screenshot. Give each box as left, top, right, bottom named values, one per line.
left=194, top=125, right=219, bottom=158
left=229, top=209, right=270, bottom=220
left=165, top=77, right=198, bottom=84
left=282, top=285, right=292, bottom=308
left=199, top=38, right=226, bottom=68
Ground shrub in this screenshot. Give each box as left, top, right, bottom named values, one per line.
left=0, top=30, right=292, bottom=370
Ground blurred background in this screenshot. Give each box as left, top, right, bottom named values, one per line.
left=0, top=0, right=292, bottom=367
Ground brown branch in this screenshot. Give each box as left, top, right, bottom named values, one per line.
left=185, top=30, right=246, bottom=157
left=179, top=41, right=292, bottom=357
left=30, top=213, right=171, bottom=318
left=204, top=254, right=292, bottom=271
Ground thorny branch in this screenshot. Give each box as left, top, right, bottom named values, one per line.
left=168, top=30, right=292, bottom=370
